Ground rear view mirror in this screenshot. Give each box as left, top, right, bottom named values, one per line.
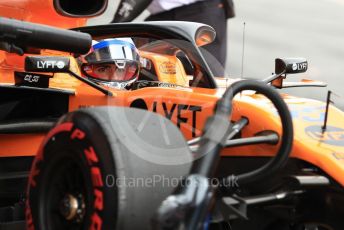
left=195, top=27, right=216, bottom=47
left=275, top=58, right=308, bottom=75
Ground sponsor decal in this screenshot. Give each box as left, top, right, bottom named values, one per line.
left=25, top=56, right=70, bottom=72
left=291, top=62, right=307, bottom=72
left=135, top=81, right=179, bottom=89
left=14, top=71, right=51, bottom=88
left=158, top=82, right=178, bottom=88
left=56, top=61, right=66, bottom=69
left=305, top=125, right=344, bottom=146
left=289, top=106, right=325, bottom=122
left=36, top=60, right=65, bottom=69
left=159, top=61, right=176, bottom=74
left=152, top=102, right=202, bottom=138
left=130, top=99, right=202, bottom=138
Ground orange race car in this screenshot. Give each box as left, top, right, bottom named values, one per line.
left=0, top=1, right=344, bottom=230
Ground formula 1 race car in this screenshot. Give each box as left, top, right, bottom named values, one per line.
left=0, top=1, right=344, bottom=230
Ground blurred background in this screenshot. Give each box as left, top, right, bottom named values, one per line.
left=89, top=0, right=344, bottom=110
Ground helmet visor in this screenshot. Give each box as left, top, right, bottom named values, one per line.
left=85, top=40, right=139, bottom=63
left=82, top=40, right=140, bottom=82
left=82, top=60, right=139, bottom=82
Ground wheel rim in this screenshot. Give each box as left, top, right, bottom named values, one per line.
left=40, top=152, right=93, bottom=230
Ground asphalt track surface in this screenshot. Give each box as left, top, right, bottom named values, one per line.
left=89, top=0, right=344, bottom=110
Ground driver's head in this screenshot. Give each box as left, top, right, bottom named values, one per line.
left=80, top=38, right=140, bottom=89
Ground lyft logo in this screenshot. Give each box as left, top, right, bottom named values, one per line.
left=292, top=62, right=307, bottom=71
left=36, top=61, right=65, bottom=69
left=25, top=56, right=70, bottom=73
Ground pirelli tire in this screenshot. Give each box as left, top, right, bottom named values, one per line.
left=26, top=107, right=192, bottom=230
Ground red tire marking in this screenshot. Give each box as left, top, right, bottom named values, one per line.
left=26, top=200, right=34, bottom=230
left=93, top=189, right=104, bottom=211
left=91, top=167, right=104, bottom=187
left=71, top=128, right=86, bottom=140
left=29, top=168, right=40, bottom=188
left=84, top=146, right=99, bottom=166
left=90, top=212, right=102, bottom=230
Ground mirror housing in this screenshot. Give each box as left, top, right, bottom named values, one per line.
left=272, top=58, right=308, bottom=88
left=195, top=27, right=216, bottom=47
left=275, top=58, right=308, bottom=75
left=54, top=0, right=108, bottom=18
left=0, top=0, right=108, bottom=29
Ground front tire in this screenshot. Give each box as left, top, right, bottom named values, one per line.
left=26, top=107, right=192, bottom=230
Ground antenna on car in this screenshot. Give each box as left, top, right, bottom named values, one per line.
left=241, top=22, right=246, bottom=78
left=322, top=90, right=340, bottom=132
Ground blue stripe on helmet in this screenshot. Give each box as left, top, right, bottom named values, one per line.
left=93, top=39, right=135, bottom=50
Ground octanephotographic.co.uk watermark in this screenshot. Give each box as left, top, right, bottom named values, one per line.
left=105, top=174, right=239, bottom=189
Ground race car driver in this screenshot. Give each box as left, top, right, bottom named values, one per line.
left=80, top=38, right=141, bottom=89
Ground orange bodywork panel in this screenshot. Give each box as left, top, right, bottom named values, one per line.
left=0, top=134, right=45, bottom=156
